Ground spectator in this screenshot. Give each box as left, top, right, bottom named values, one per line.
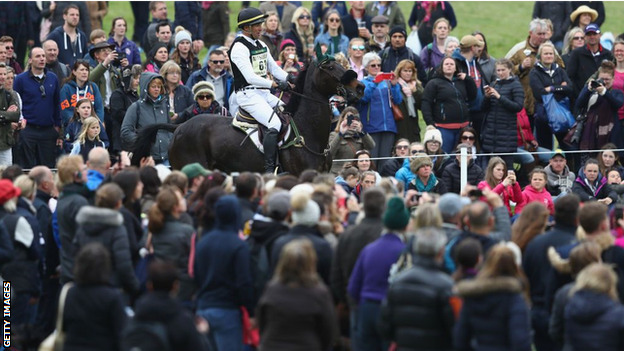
left=442, top=143, right=485, bottom=195
left=83, top=29, right=108, bottom=68
left=107, top=17, right=141, bottom=67
left=481, top=58, right=525, bottom=167
left=478, top=157, right=523, bottom=217
left=454, top=244, right=532, bottom=351
left=109, top=65, right=141, bottom=154
left=174, top=2, right=204, bottom=54
left=311, top=1, right=348, bottom=30
left=598, top=143, right=624, bottom=178
left=394, top=59, right=423, bottom=143
left=2, top=67, right=22, bottom=166
left=112, top=169, right=144, bottom=261
left=284, top=7, right=316, bottom=62
left=46, top=5, right=88, bottom=66
left=532, top=2, right=572, bottom=51
left=142, top=1, right=173, bottom=55
left=314, top=10, right=349, bottom=56
left=567, top=23, right=613, bottom=98
left=234, top=172, right=259, bottom=230
left=63, top=98, right=109, bottom=155
left=201, top=1, right=230, bottom=49
left=13, top=47, right=61, bottom=169
left=275, top=41, right=304, bottom=98
left=170, top=29, right=201, bottom=85
left=60, top=60, right=104, bottom=126
left=341, top=1, right=372, bottom=41
left=259, top=1, right=297, bottom=37
left=437, top=193, right=466, bottom=240
left=544, top=149, right=575, bottom=199
left=335, top=166, right=359, bottom=194
left=473, top=31, right=498, bottom=84
left=186, top=49, right=234, bottom=110
left=89, top=41, right=123, bottom=133
left=121, top=72, right=172, bottom=164
left=0, top=38, right=20, bottom=75
left=160, top=61, right=195, bottom=119
left=358, top=52, right=402, bottom=170
left=328, top=107, right=375, bottom=175
left=565, top=5, right=599, bottom=42
left=85, top=147, right=110, bottom=191
left=0, top=63, right=20, bottom=166
left=453, top=35, right=489, bottom=134
left=561, top=27, right=585, bottom=68
left=73, top=183, right=139, bottom=296
left=259, top=12, right=284, bottom=61
left=422, top=57, right=477, bottom=153
left=61, top=243, right=127, bottom=351
left=176, top=81, right=228, bottom=124
left=139, top=166, right=161, bottom=215
left=408, top=1, right=457, bottom=47
left=69, top=116, right=106, bottom=160
left=379, top=138, right=410, bottom=177
left=379, top=227, right=454, bottom=350
left=181, top=163, right=210, bottom=199
left=454, top=127, right=485, bottom=168
left=380, top=26, right=426, bottom=83
left=515, top=104, right=551, bottom=172
left=516, top=167, right=554, bottom=215
left=42, top=40, right=70, bottom=81
left=452, top=237, right=483, bottom=282
left=86, top=1, right=107, bottom=31
left=612, top=40, right=624, bottom=126
left=41, top=1, right=91, bottom=38
left=444, top=36, right=460, bottom=57
left=349, top=196, right=409, bottom=351
left=422, top=128, right=450, bottom=177
left=0, top=4, right=30, bottom=71
left=365, top=1, right=405, bottom=29
left=420, top=18, right=451, bottom=74
left=352, top=170, right=377, bottom=202
left=512, top=202, right=550, bottom=253
left=365, top=15, right=389, bottom=54
left=194, top=194, right=254, bottom=351
left=258, top=239, right=338, bottom=351
left=407, top=153, right=448, bottom=195
left=347, top=38, right=366, bottom=80
left=572, top=158, right=617, bottom=204
left=353, top=150, right=380, bottom=182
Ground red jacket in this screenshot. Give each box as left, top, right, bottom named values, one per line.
left=478, top=180, right=524, bottom=216
left=516, top=185, right=554, bottom=215
left=516, top=108, right=536, bottom=146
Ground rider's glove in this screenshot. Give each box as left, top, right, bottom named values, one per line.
left=287, top=73, right=296, bottom=84
left=277, top=80, right=290, bottom=91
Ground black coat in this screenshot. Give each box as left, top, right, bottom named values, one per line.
left=379, top=158, right=404, bottom=177
left=566, top=46, right=613, bottom=97
left=341, top=13, right=372, bottom=40
left=380, top=46, right=427, bottom=86
left=529, top=62, right=573, bottom=105
left=379, top=256, right=455, bottom=351
left=481, top=77, right=525, bottom=153
left=532, top=2, right=572, bottom=42
left=109, top=87, right=139, bottom=152
left=422, top=74, right=477, bottom=126
left=441, top=159, right=485, bottom=194
left=58, top=183, right=91, bottom=284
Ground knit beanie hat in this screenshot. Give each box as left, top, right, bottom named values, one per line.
left=192, top=81, right=216, bottom=100
left=389, top=26, right=407, bottom=38
left=410, top=153, right=433, bottom=174
left=423, top=128, right=443, bottom=147
left=290, top=190, right=320, bottom=227
left=175, top=30, right=192, bottom=48
left=266, top=190, right=291, bottom=221
left=383, top=196, right=410, bottom=230
left=280, top=39, right=296, bottom=52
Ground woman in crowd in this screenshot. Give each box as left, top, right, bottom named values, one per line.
left=139, top=166, right=161, bottom=216
left=394, top=59, right=424, bottom=143
left=64, top=99, right=109, bottom=155
left=407, top=154, right=448, bottom=195
left=353, top=149, right=381, bottom=184
left=259, top=12, right=284, bottom=61
left=598, top=143, right=624, bottom=178
left=529, top=42, right=573, bottom=150
left=170, top=28, right=201, bottom=85
left=442, top=143, right=485, bottom=195
left=70, top=117, right=106, bottom=160
left=60, top=60, right=104, bottom=126
left=564, top=5, right=598, bottom=44
left=454, top=244, right=532, bottom=351
left=478, top=157, right=523, bottom=217
left=313, top=10, right=349, bottom=56
left=379, top=138, right=411, bottom=177
left=481, top=58, right=524, bottom=168
left=395, top=142, right=425, bottom=188
left=576, top=61, right=624, bottom=153
left=452, top=238, right=483, bottom=282
left=348, top=38, right=366, bottom=80
left=149, top=187, right=195, bottom=302
left=422, top=56, right=477, bottom=154
left=160, top=61, right=194, bottom=120
left=109, top=65, right=141, bottom=154
left=358, top=52, right=402, bottom=171
left=420, top=18, right=451, bottom=73
left=112, top=169, right=143, bottom=262
left=561, top=27, right=585, bottom=67
left=572, top=158, right=617, bottom=204
left=408, top=1, right=457, bottom=46
left=474, top=31, right=497, bottom=84
left=564, top=263, right=624, bottom=351
left=107, top=17, right=141, bottom=67
left=257, top=239, right=337, bottom=351
left=444, top=36, right=460, bottom=57
left=328, top=107, right=375, bottom=175
left=612, top=40, right=624, bottom=128
left=176, top=82, right=228, bottom=124
left=284, top=7, right=316, bottom=61
left=61, top=243, right=127, bottom=351
left=423, top=126, right=450, bottom=178
left=275, top=39, right=304, bottom=104
left=515, top=102, right=551, bottom=172
left=143, top=43, right=169, bottom=73
left=453, top=127, right=486, bottom=168
left=511, top=202, right=549, bottom=252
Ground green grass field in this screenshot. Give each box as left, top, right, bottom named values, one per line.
left=103, top=1, right=624, bottom=60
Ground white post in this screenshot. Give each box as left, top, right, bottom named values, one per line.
left=460, top=147, right=468, bottom=194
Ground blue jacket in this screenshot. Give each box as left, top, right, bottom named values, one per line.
left=46, top=26, right=88, bottom=66
left=194, top=195, right=255, bottom=315
left=107, top=37, right=142, bottom=66
left=174, top=2, right=203, bottom=41
left=64, top=119, right=109, bottom=154
left=14, top=69, right=61, bottom=128
left=86, top=170, right=105, bottom=191
left=395, top=158, right=415, bottom=187
left=311, top=2, right=348, bottom=28
left=186, top=67, right=234, bottom=110
left=565, top=290, right=624, bottom=351
left=59, top=80, right=104, bottom=126
left=358, top=76, right=402, bottom=134
left=313, top=31, right=350, bottom=56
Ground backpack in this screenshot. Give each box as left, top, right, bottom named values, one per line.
left=121, top=318, right=171, bottom=351
left=388, top=235, right=416, bottom=283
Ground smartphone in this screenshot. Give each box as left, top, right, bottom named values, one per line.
left=347, top=114, right=355, bottom=126
left=411, top=192, right=423, bottom=202
left=231, top=171, right=240, bottom=183
left=373, top=72, right=395, bottom=83
left=358, top=21, right=366, bottom=29
left=288, top=54, right=295, bottom=60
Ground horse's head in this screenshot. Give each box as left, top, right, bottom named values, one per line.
left=314, top=59, right=365, bottom=104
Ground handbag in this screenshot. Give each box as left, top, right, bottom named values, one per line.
left=543, top=94, right=575, bottom=134
left=38, top=282, right=73, bottom=351
left=388, top=85, right=404, bottom=121
left=406, top=31, right=422, bottom=54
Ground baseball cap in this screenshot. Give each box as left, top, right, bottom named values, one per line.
left=459, top=35, right=484, bottom=49
left=585, top=23, right=601, bottom=34
left=550, top=149, right=566, bottom=159
left=181, top=162, right=211, bottom=180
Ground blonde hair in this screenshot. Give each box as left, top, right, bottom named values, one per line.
left=411, top=203, right=443, bottom=230
left=13, top=175, right=36, bottom=200
left=563, top=27, right=584, bottom=54
left=537, top=42, right=556, bottom=60
left=57, top=155, right=84, bottom=190
left=262, top=11, right=282, bottom=33
left=291, top=7, right=315, bottom=56
left=160, top=60, right=182, bottom=80
left=333, top=52, right=350, bottom=70
left=572, top=263, right=619, bottom=302
left=76, top=117, right=101, bottom=144
left=394, top=59, right=420, bottom=83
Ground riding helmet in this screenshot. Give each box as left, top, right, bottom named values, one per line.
left=237, top=8, right=268, bottom=29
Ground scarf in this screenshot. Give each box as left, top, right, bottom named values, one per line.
left=415, top=173, right=438, bottom=192
left=422, top=1, right=445, bottom=23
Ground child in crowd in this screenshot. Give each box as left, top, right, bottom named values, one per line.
left=335, top=165, right=360, bottom=194
left=606, top=169, right=624, bottom=205
left=70, top=116, right=106, bottom=160
left=517, top=167, right=554, bottom=215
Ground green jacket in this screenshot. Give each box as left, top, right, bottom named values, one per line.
left=0, top=89, right=21, bottom=151
left=90, top=63, right=121, bottom=106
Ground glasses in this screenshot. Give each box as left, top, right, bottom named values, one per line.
left=351, top=45, right=365, bottom=51
left=197, top=95, right=212, bottom=100
left=5, top=46, right=13, bottom=50
left=572, top=36, right=584, bottom=41
left=39, top=85, right=46, bottom=99
left=299, top=15, right=311, bottom=20
left=370, top=63, right=381, bottom=68
left=328, top=18, right=340, bottom=23
left=211, top=60, right=225, bottom=65
left=411, top=149, right=425, bottom=154
left=396, top=145, right=409, bottom=150
left=462, top=135, right=475, bottom=141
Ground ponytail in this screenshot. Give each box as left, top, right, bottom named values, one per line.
left=148, top=187, right=179, bottom=233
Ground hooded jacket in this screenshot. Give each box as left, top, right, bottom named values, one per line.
left=422, top=73, right=477, bottom=127
left=454, top=277, right=532, bottom=351
left=59, top=80, right=104, bottom=126
left=46, top=26, right=88, bottom=66
left=481, top=77, right=525, bottom=153
left=517, top=184, right=554, bottom=215
left=120, top=72, right=172, bottom=161
left=395, top=157, right=415, bottom=187
left=572, top=167, right=617, bottom=203
left=0, top=87, right=20, bottom=151
left=441, top=158, right=485, bottom=194
left=109, top=75, right=139, bottom=152
left=452, top=49, right=489, bottom=111
left=194, top=195, right=255, bottom=315
left=73, top=206, right=139, bottom=296
left=544, top=164, right=575, bottom=197
left=358, top=76, right=403, bottom=134
left=529, top=62, right=573, bottom=123
left=380, top=45, right=427, bottom=85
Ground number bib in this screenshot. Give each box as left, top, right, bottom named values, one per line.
left=250, top=47, right=268, bottom=78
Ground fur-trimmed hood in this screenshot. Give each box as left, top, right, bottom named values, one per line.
left=548, top=231, right=614, bottom=274
left=76, top=206, right=124, bottom=227
left=455, top=276, right=523, bottom=297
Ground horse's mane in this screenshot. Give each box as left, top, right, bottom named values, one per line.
left=285, top=61, right=312, bottom=113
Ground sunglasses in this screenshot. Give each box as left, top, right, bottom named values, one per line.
left=39, top=84, right=46, bottom=99
left=351, top=45, right=365, bottom=51
left=197, top=95, right=212, bottom=100
left=396, top=145, right=409, bottom=150
left=5, top=46, right=13, bottom=50
left=328, top=18, right=340, bottom=23
left=370, top=63, right=381, bottom=68
left=572, top=36, right=585, bottom=41
left=411, top=149, right=425, bottom=154
left=211, top=60, right=225, bottom=64
left=462, top=135, right=475, bottom=141
left=299, top=15, right=311, bottom=20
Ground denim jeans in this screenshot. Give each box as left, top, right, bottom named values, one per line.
left=0, top=148, right=12, bottom=166
left=516, top=147, right=551, bottom=165
left=196, top=307, right=243, bottom=351
left=356, top=300, right=388, bottom=351
left=438, top=127, right=460, bottom=154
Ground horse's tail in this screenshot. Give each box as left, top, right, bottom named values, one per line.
left=130, top=123, right=179, bottom=166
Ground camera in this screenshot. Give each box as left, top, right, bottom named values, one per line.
left=113, top=51, right=127, bottom=67
left=468, top=189, right=483, bottom=198
left=591, top=78, right=604, bottom=89
left=411, top=192, right=423, bottom=202
left=346, top=114, right=355, bottom=126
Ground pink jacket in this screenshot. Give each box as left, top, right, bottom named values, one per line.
left=517, top=185, right=554, bottom=215
left=478, top=181, right=524, bottom=216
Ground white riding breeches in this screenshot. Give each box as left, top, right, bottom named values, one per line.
left=235, top=89, right=283, bottom=131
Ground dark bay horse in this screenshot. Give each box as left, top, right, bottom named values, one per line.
left=132, top=59, right=364, bottom=175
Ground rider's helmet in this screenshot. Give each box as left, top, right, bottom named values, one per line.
left=237, top=8, right=269, bottom=29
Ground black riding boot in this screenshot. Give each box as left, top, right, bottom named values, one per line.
left=263, top=128, right=279, bottom=174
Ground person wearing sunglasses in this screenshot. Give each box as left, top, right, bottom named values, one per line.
left=329, top=107, right=375, bottom=175
left=441, top=142, right=485, bottom=195
left=395, top=142, right=425, bottom=188
left=453, top=127, right=486, bottom=168
left=176, top=81, right=228, bottom=125
left=0, top=36, right=22, bottom=74
left=284, top=7, right=316, bottom=61
left=347, top=38, right=366, bottom=80
left=314, top=10, right=349, bottom=56
left=186, top=49, right=234, bottom=112
left=561, top=27, right=585, bottom=68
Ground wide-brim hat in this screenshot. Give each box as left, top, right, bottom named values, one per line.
left=89, top=41, right=115, bottom=58
left=570, top=5, right=599, bottom=23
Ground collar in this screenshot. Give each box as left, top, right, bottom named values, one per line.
left=587, top=43, right=604, bottom=54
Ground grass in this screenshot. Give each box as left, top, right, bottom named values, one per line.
left=103, top=1, right=624, bottom=61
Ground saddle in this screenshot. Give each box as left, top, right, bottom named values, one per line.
left=234, top=107, right=291, bottom=144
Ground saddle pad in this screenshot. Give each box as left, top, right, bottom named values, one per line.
left=232, top=118, right=290, bottom=153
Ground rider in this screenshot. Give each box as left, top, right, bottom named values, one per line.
left=230, top=7, right=294, bottom=173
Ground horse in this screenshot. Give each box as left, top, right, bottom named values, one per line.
left=131, top=58, right=364, bottom=175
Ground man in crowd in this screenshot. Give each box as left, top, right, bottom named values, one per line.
left=348, top=38, right=366, bottom=80
left=174, top=2, right=204, bottom=53
left=155, top=21, right=174, bottom=51
left=0, top=36, right=23, bottom=74
left=142, top=1, right=173, bottom=55
left=86, top=148, right=111, bottom=191
left=46, top=5, right=88, bottom=66
left=532, top=2, right=572, bottom=51
left=42, top=40, right=70, bottom=81
left=14, top=47, right=62, bottom=169
left=186, top=49, right=234, bottom=110
left=0, top=63, right=20, bottom=166
left=235, top=172, right=259, bottom=229
left=566, top=23, right=613, bottom=98
left=544, top=149, right=575, bottom=199
left=380, top=26, right=426, bottom=85
left=365, top=15, right=390, bottom=53
left=181, top=162, right=210, bottom=199
left=201, top=1, right=230, bottom=50
left=90, top=41, right=122, bottom=133
left=341, top=1, right=372, bottom=40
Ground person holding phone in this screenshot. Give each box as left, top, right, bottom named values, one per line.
left=329, top=107, right=375, bottom=175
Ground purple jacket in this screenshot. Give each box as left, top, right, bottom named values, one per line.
left=348, top=233, right=405, bottom=303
